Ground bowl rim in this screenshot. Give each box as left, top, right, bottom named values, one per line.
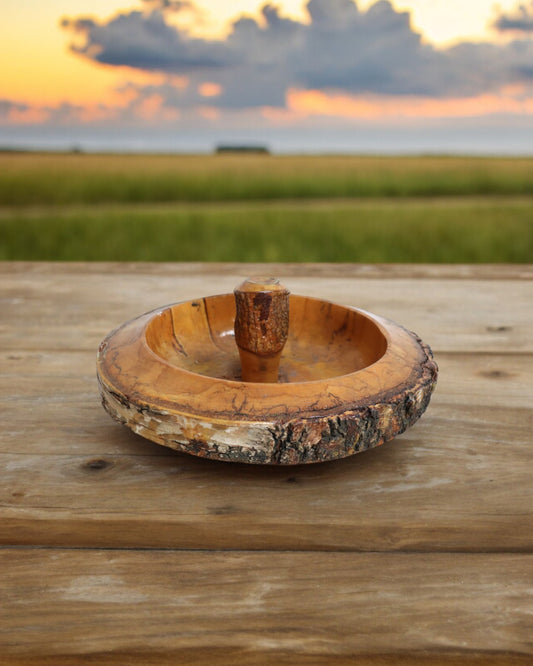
left=143, top=293, right=388, bottom=385
left=97, top=293, right=429, bottom=425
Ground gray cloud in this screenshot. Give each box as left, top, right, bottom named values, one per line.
left=61, top=0, right=533, bottom=109
left=61, top=8, right=229, bottom=71
left=295, top=0, right=445, bottom=96
left=0, top=99, right=29, bottom=118
left=141, top=0, right=196, bottom=11
left=494, top=1, right=533, bottom=32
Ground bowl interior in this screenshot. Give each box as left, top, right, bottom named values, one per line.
left=145, top=294, right=387, bottom=383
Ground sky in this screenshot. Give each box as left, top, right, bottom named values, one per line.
left=3, top=0, right=533, bottom=153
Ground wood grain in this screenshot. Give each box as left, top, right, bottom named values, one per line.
left=2, top=351, right=531, bottom=409
left=1, top=549, right=532, bottom=661
left=1, top=345, right=532, bottom=550
left=2, top=267, right=532, bottom=353
left=1, top=399, right=531, bottom=550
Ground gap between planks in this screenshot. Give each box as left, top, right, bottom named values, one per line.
left=0, top=545, right=532, bottom=555
left=1, top=261, right=533, bottom=281
left=2, top=654, right=533, bottom=666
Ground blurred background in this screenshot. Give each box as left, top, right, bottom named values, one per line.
left=2, top=0, right=533, bottom=262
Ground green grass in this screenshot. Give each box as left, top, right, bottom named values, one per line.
left=2, top=153, right=532, bottom=262
left=2, top=153, right=533, bottom=205
left=2, top=199, right=532, bottom=262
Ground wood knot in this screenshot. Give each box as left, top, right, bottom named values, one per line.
left=486, top=325, right=512, bottom=333
left=82, top=458, right=113, bottom=472
left=209, top=505, right=238, bottom=515
left=479, top=369, right=513, bottom=379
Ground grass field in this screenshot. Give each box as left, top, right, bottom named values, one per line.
left=3, top=152, right=533, bottom=205
left=1, top=152, right=532, bottom=262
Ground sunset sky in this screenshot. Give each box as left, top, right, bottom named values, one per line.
left=3, top=0, right=533, bottom=152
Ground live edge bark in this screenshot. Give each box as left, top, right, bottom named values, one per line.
left=99, top=337, right=437, bottom=465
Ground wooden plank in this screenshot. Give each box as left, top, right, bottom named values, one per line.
left=2, top=267, right=532, bottom=551
left=2, top=350, right=532, bottom=409
left=1, top=549, right=531, bottom=662
left=1, top=345, right=532, bottom=551
left=1, top=400, right=531, bottom=550
left=1, top=269, right=532, bottom=352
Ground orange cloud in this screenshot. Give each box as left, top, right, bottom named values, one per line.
left=4, top=80, right=533, bottom=129
left=198, top=106, right=220, bottom=120
left=136, top=94, right=165, bottom=120
left=6, top=107, right=50, bottom=124
left=77, top=106, right=120, bottom=123
left=198, top=82, right=222, bottom=97
left=123, top=69, right=189, bottom=89
left=288, top=90, right=380, bottom=118
left=135, top=94, right=181, bottom=121
left=286, top=87, right=533, bottom=120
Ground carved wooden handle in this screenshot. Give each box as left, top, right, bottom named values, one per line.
left=234, top=277, right=290, bottom=383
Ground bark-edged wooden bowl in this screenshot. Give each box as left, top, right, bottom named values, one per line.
left=97, top=279, right=438, bottom=464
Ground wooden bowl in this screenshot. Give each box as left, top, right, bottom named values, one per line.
left=97, top=283, right=438, bottom=464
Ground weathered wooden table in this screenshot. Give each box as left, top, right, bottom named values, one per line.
left=1, top=262, right=532, bottom=665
